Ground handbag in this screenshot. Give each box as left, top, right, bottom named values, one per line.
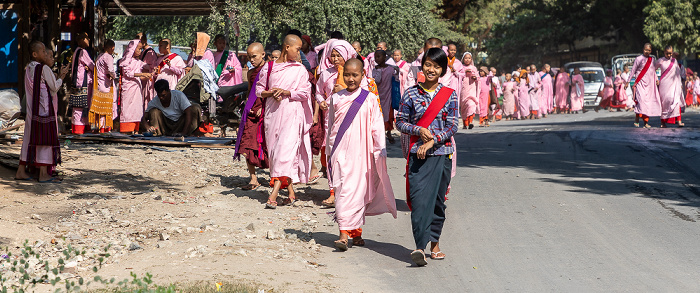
left=69, top=48, right=90, bottom=108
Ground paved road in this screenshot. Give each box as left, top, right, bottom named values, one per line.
left=316, top=110, right=700, bottom=292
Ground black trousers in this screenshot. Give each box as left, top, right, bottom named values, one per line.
left=408, top=154, right=452, bottom=250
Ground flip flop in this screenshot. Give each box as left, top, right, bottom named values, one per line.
left=430, top=251, right=446, bottom=260
left=334, top=239, right=348, bottom=251
left=38, top=177, right=62, bottom=184
left=352, top=238, right=365, bottom=247
left=411, top=250, right=428, bottom=266
left=321, top=198, right=335, bottom=208
left=264, top=199, right=277, bottom=209
left=14, top=177, right=34, bottom=181
left=241, top=183, right=261, bottom=191
left=284, top=197, right=297, bottom=206
left=307, top=174, right=321, bottom=185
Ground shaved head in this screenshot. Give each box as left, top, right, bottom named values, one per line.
left=284, top=34, right=302, bottom=47
left=377, top=42, right=387, bottom=50
left=247, top=42, right=264, bottom=54
left=352, top=41, right=361, bottom=47
left=247, top=42, right=265, bottom=68
left=29, top=40, right=46, bottom=55
left=282, top=34, right=302, bottom=62
left=345, top=58, right=364, bottom=71
left=425, top=38, right=442, bottom=49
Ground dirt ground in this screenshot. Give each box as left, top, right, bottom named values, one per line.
left=0, top=138, right=363, bottom=292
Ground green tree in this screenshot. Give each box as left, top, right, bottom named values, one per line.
left=106, top=16, right=209, bottom=47
left=643, top=0, right=700, bottom=55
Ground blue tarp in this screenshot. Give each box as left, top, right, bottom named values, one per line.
left=0, top=9, right=18, bottom=90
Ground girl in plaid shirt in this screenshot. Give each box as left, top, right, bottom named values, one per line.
left=396, top=48, right=458, bottom=266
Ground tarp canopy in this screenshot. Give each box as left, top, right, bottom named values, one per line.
left=107, top=0, right=223, bottom=16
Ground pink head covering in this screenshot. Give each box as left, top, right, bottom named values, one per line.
left=318, top=39, right=357, bottom=72
left=120, top=39, right=141, bottom=68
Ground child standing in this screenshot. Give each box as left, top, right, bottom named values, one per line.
left=327, top=58, right=396, bottom=251
left=371, top=50, right=396, bottom=144
left=16, top=41, right=68, bottom=183
left=396, top=48, right=458, bottom=266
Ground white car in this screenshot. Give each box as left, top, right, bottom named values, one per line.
left=565, top=62, right=606, bottom=107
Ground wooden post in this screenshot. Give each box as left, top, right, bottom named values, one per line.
left=18, top=0, right=30, bottom=111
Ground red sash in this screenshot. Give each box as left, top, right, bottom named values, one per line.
left=405, top=86, right=454, bottom=210
left=634, top=56, right=652, bottom=87
left=659, top=58, right=675, bottom=81
left=158, top=53, right=177, bottom=70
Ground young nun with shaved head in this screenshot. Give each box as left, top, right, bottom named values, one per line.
left=327, top=58, right=397, bottom=251
left=234, top=42, right=269, bottom=191
left=258, top=34, right=313, bottom=209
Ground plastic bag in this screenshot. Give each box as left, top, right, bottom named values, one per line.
left=0, top=89, right=21, bottom=124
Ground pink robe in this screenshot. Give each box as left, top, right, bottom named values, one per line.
left=306, top=51, right=318, bottom=70
left=459, top=64, right=479, bottom=118
left=554, top=73, right=570, bottom=109
left=96, top=53, right=116, bottom=125
left=569, top=74, right=585, bottom=111
left=627, top=55, right=661, bottom=116
left=528, top=73, right=542, bottom=113
left=140, top=46, right=158, bottom=110
left=517, top=79, right=530, bottom=118
left=372, top=65, right=394, bottom=122
left=478, top=76, right=490, bottom=117
left=655, top=57, right=683, bottom=119
left=327, top=88, right=397, bottom=230
left=601, top=76, right=615, bottom=105
left=396, top=59, right=410, bottom=95
left=540, top=71, right=553, bottom=114
left=120, top=40, right=147, bottom=123
left=213, top=50, right=243, bottom=86
left=21, top=61, right=61, bottom=164
left=502, top=81, right=517, bottom=116
left=257, top=60, right=313, bottom=184
left=155, top=53, right=186, bottom=90
left=614, top=75, right=627, bottom=107
left=70, top=47, right=94, bottom=127
left=449, top=58, right=464, bottom=99
left=621, top=72, right=635, bottom=107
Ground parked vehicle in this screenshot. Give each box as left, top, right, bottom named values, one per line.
left=564, top=61, right=606, bottom=106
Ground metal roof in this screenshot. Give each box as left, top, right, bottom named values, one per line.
left=106, top=0, right=223, bottom=16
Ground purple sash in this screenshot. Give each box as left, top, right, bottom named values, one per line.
left=659, top=58, right=675, bottom=81
left=327, top=89, right=370, bottom=180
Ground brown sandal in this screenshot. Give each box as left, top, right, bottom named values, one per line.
left=352, top=238, right=365, bottom=246
left=334, top=239, right=348, bottom=251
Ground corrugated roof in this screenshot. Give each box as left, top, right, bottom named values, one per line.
left=106, top=0, right=222, bottom=16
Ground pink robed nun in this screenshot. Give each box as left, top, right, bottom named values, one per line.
left=655, top=56, right=683, bottom=120
left=70, top=46, right=94, bottom=130
left=327, top=88, right=397, bottom=230
left=554, top=72, right=570, bottom=110
left=478, top=76, right=490, bottom=118
left=155, top=53, right=186, bottom=90
left=502, top=80, right=517, bottom=116
left=517, top=78, right=530, bottom=118
left=119, top=40, right=147, bottom=125
left=213, top=50, right=243, bottom=86
left=459, top=58, right=479, bottom=119
left=257, top=60, right=313, bottom=184
left=140, top=46, right=158, bottom=110
left=569, top=74, right=585, bottom=111
left=626, top=55, right=661, bottom=116
left=95, top=52, right=116, bottom=126
left=540, top=71, right=553, bottom=114
left=21, top=61, right=62, bottom=165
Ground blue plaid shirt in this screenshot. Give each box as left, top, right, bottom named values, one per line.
left=396, top=84, right=458, bottom=156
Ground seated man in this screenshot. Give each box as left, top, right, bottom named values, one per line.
left=143, top=79, right=202, bottom=137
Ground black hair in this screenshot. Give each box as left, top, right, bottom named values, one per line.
left=375, top=49, right=387, bottom=58
left=103, top=39, right=115, bottom=51
left=330, top=31, right=344, bottom=40
left=29, top=40, right=45, bottom=55
left=214, top=34, right=226, bottom=43
left=421, top=48, right=448, bottom=77
left=664, top=45, right=673, bottom=51
left=154, top=79, right=170, bottom=94
left=287, top=29, right=302, bottom=38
